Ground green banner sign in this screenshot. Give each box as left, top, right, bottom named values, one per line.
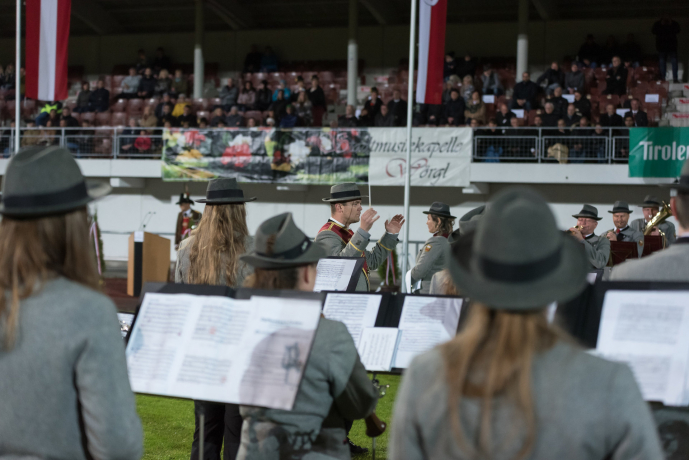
left=629, top=127, right=689, bottom=177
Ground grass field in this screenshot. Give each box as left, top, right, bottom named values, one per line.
left=137, top=374, right=401, bottom=460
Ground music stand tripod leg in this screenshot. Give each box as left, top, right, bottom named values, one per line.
left=371, top=372, right=377, bottom=460
left=199, top=405, right=205, bottom=460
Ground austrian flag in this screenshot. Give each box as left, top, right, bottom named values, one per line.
left=415, top=0, right=447, bottom=105
left=26, top=0, right=71, bottom=101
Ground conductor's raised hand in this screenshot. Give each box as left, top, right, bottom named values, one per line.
left=359, top=208, right=380, bottom=232
left=385, top=214, right=405, bottom=234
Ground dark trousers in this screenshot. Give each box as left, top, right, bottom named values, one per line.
left=190, top=401, right=243, bottom=460
left=658, top=51, right=679, bottom=81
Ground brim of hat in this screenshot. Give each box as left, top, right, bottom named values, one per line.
left=176, top=200, right=195, bottom=205
left=0, top=180, right=111, bottom=217
left=660, top=183, right=689, bottom=193
left=196, top=196, right=257, bottom=204
left=607, top=210, right=632, bottom=213
left=423, top=210, right=457, bottom=219
left=571, top=214, right=602, bottom=220
left=240, top=240, right=327, bottom=269
left=448, top=232, right=589, bottom=310
left=322, top=195, right=368, bottom=203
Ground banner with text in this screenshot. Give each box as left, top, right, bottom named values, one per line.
left=629, top=127, right=689, bottom=177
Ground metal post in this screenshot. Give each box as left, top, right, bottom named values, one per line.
left=193, top=0, right=204, bottom=99
left=516, top=0, right=529, bottom=81
left=400, top=0, right=417, bottom=293
left=14, top=0, right=21, bottom=154
left=347, top=0, right=358, bottom=106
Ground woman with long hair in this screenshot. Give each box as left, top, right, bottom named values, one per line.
left=176, top=178, right=256, bottom=460
left=237, top=212, right=378, bottom=459
left=410, top=202, right=454, bottom=294
left=0, top=146, right=142, bottom=459
left=391, top=187, right=662, bottom=459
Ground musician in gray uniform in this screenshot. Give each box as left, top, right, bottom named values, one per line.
left=411, top=202, right=454, bottom=294
left=315, top=183, right=405, bottom=292
left=568, top=204, right=610, bottom=269
left=604, top=200, right=644, bottom=257
left=629, top=195, right=677, bottom=245
left=611, top=161, right=689, bottom=281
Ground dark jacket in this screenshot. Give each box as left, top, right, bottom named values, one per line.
left=513, top=80, right=539, bottom=106
left=443, top=58, right=457, bottom=79
left=308, top=86, right=327, bottom=109
left=338, top=115, right=359, bottom=128
left=374, top=112, right=395, bottom=127
left=578, top=42, right=601, bottom=64
left=177, top=113, right=197, bottom=127
left=652, top=20, right=681, bottom=53
left=495, top=110, right=515, bottom=127
left=137, top=76, right=156, bottom=96
left=445, top=98, right=466, bottom=125
left=541, top=112, right=560, bottom=127
left=88, top=88, right=110, bottom=112
left=61, top=115, right=79, bottom=128
left=225, top=113, right=245, bottom=128
left=600, top=113, right=624, bottom=127
left=573, top=98, right=592, bottom=119
left=547, top=95, right=569, bottom=118
left=604, top=66, right=628, bottom=96
left=363, top=97, right=383, bottom=118
left=562, top=114, right=581, bottom=128
left=536, top=69, right=565, bottom=88
left=255, top=88, right=272, bottom=111
left=455, top=59, right=476, bottom=79
left=268, top=99, right=288, bottom=121
left=565, top=71, right=585, bottom=93
left=387, top=99, right=408, bottom=127
left=624, top=110, right=649, bottom=127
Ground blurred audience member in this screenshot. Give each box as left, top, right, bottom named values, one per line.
left=220, top=78, right=239, bottom=111
left=137, top=67, right=156, bottom=98
left=238, top=81, right=256, bottom=111
left=481, top=66, right=503, bottom=95
left=120, top=67, right=141, bottom=99
left=387, top=90, right=408, bottom=127
left=171, top=69, right=188, bottom=95
left=565, top=63, right=585, bottom=94
left=464, top=90, right=486, bottom=125
left=88, top=79, right=110, bottom=113
left=536, top=61, right=565, bottom=95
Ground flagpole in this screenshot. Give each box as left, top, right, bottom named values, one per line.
left=400, top=0, right=417, bottom=293
left=14, top=0, right=20, bottom=154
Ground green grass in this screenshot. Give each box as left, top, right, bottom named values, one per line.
left=136, top=374, right=401, bottom=460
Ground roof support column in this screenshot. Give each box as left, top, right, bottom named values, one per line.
left=347, top=0, right=358, bottom=106
left=193, top=0, right=204, bottom=99
left=516, top=0, right=529, bottom=80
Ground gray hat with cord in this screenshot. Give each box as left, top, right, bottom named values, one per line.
left=661, top=159, right=689, bottom=194
left=455, top=205, right=485, bottom=237
left=639, top=195, right=662, bottom=208
left=608, top=201, right=633, bottom=214
left=448, top=187, right=589, bottom=310
left=240, top=212, right=326, bottom=269
left=322, top=182, right=368, bottom=203
left=0, top=146, right=111, bottom=217
left=572, top=204, right=602, bottom=221
left=422, top=202, right=456, bottom=219
left=195, top=178, right=256, bottom=204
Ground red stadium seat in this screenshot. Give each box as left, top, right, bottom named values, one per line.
left=285, top=71, right=301, bottom=82
left=95, top=112, right=112, bottom=126
left=196, top=110, right=210, bottom=121
left=112, top=75, right=126, bottom=90
left=144, top=97, right=159, bottom=110
left=111, top=112, right=128, bottom=126
left=210, top=98, right=222, bottom=108
left=244, top=110, right=262, bottom=122
left=319, top=71, right=334, bottom=83
left=80, top=112, right=95, bottom=124
left=193, top=98, right=209, bottom=111
left=111, top=99, right=127, bottom=112
left=127, top=99, right=143, bottom=115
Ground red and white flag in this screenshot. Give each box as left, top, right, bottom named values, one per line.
left=415, top=0, right=447, bottom=105
left=25, top=0, right=71, bottom=101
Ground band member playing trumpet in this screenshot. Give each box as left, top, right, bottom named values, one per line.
left=605, top=201, right=643, bottom=257
left=630, top=195, right=676, bottom=245
left=568, top=204, right=610, bottom=268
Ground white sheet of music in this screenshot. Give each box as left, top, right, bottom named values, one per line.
left=393, top=296, right=463, bottom=369
left=322, top=293, right=382, bottom=346
left=313, top=258, right=359, bottom=292
left=126, top=293, right=321, bottom=410
left=596, top=290, right=689, bottom=406
left=357, top=327, right=400, bottom=372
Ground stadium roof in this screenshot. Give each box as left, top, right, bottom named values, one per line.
left=0, top=0, right=687, bottom=37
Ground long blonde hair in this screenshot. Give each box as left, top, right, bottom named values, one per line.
left=442, top=303, right=559, bottom=460
left=0, top=208, right=100, bottom=349
left=187, top=203, right=248, bottom=287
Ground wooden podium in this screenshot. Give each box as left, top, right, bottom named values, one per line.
left=127, top=231, right=171, bottom=297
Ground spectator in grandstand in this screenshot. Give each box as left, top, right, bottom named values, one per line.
left=426, top=104, right=445, bottom=127
left=172, top=95, right=189, bottom=117
left=237, top=81, right=256, bottom=111
left=88, top=79, right=110, bottom=113
left=387, top=90, right=408, bottom=127
left=554, top=119, right=571, bottom=137
left=272, top=80, right=291, bottom=102
left=573, top=90, right=591, bottom=119
left=77, top=120, right=94, bottom=153
left=291, top=77, right=307, bottom=103
left=72, top=82, right=90, bottom=114
left=536, top=61, right=565, bottom=96
left=264, top=116, right=276, bottom=128
left=19, top=121, right=39, bottom=149
left=198, top=117, right=209, bottom=129
left=293, top=91, right=313, bottom=126
left=152, top=47, right=171, bottom=74
left=600, top=35, right=621, bottom=67
left=456, top=54, right=476, bottom=80
left=255, top=80, right=272, bottom=111
left=364, top=87, right=383, bottom=119
left=158, top=103, right=177, bottom=127
left=562, top=103, right=581, bottom=128
left=135, top=130, right=152, bottom=154
left=512, top=72, right=539, bottom=111
left=246, top=117, right=257, bottom=128
left=243, top=45, right=263, bottom=73
left=469, top=118, right=480, bottom=128
left=374, top=105, right=395, bottom=127
left=495, top=103, right=515, bottom=127
left=652, top=13, right=681, bottom=82
left=547, top=86, right=568, bottom=118
left=220, top=78, right=239, bottom=111
left=137, top=67, right=156, bottom=98
left=35, top=101, right=62, bottom=126
left=225, top=106, right=245, bottom=127
left=261, top=47, right=279, bottom=72
left=577, top=34, right=601, bottom=68
left=38, top=120, right=58, bottom=146
left=541, top=102, right=560, bottom=127
left=0, top=65, right=6, bottom=88
left=134, top=49, right=148, bottom=75
left=60, top=107, right=79, bottom=128
left=210, top=107, right=225, bottom=127
left=268, top=90, right=288, bottom=122
left=177, top=105, right=197, bottom=127
left=120, top=67, right=141, bottom=99
left=569, top=116, right=594, bottom=163
left=154, top=69, right=171, bottom=97
left=445, top=88, right=466, bottom=126
left=441, top=78, right=458, bottom=104
left=464, top=90, right=486, bottom=125
left=620, top=34, right=642, bottom=68
left=624, top=98, right=649, bottom=127
left=531, top=114, right=543, bottom=128
left=155, top=93, right=173, bottom=119
left=140, top=106, right=158, bottom=133
left=121, top=118, right=139, bottom=154
left=308, top=76, right=327, bottom=127
left=481, top=66, right=503, bottom=96
left=460, top=75, right=474, bottom=102
left=358, top=107, right=374, bottom=127
left=443, top=52, right=457, bottom=80
left=279, top=105, right=298, bottom=128
left=338, top=105, right=359, bottom=128
left=477, top=118, right=502, bottom=162
left=600, top=103, right=623, bottom=127
left=603, top=56, right=627, bottom=96
left=1, top=64, right=14, bottom=90
left=565, top=63, right=585, bottom=94
left=171, top=69, right=188, bottom=96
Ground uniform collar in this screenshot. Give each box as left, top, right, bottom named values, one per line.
left=433, top=232, right=450, bottom=238
left=585, top=233, right=595, bottom=240
left=616, top=225, right=629, bottom=232
left=329, top=217, right=346, bottom=228
left=183, top=209, right=192, bottom=217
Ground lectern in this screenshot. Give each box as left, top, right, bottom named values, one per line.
left=127, top=231, right=171, bottom=297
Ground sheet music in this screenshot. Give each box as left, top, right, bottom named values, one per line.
left=357, top=327, right=400, bottom=372
left=596, top=291, right=689, bottom=406
left=313, top=259, right=359, bottom=292
left=322, top=293, right=382, bottom=345
left=126, top=293, right=321, bottom=410
left=393, top=296, right=463, bottom=369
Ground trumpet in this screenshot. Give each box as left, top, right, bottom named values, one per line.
left=568, top=225, right=583, bottom=234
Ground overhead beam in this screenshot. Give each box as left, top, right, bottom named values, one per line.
left=71, top=0, right=124, bottom=35
left=531, top=0, right=558, bottom=20
left=205, top=0, right=257, bottom=30
left=360, top=0, right=401, bottom=25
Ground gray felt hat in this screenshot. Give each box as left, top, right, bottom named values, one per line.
left=572, top=204, right=602, bottom=221
left=0, top=146, right=111, bottom=217
left=422, top=202, right=456, bottom=219
left=448, top=187, right=589, bottom=310
left=195, top=178, right=256, bottom=204
left=661, top=159, right=689, bottom=194
left=240, top=212, right=326, bottom=269
left=608, top=201, right=633, bottom=214
left=639, top=195, right=662, bottom=208
left=322, top=182, right=368, bottom=203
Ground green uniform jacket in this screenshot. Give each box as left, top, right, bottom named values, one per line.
left=411, top=234, right=450, bottom=294
left=582, top=233, right=610, bottom=269
left=314, top=220, right=399, bottom=292
left=604, top=225, right=644, bottom=257
left=629, top=218, right=677, bottom=245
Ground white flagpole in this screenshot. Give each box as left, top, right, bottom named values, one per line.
left=400, top=0, right=417, bottom=293
left=14, top=0, right=20, bottom=154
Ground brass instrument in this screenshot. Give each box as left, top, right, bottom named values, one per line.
left=568, top=225, right=583, bottom=234
left=643, top=201, right=671, bottom=248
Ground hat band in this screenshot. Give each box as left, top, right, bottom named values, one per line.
left=331, top=190, right=361, bottom=199
left=256, top=236, right=312, bottom=261
left=3, top=181, right=88, bottom=209
left=577, top=212, right=597, bottom=218
left=479, top=247, right=562, bottom=283
left=206, top=188, right=244, bottom=200
left=611, top=207, right=630, bottom=213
